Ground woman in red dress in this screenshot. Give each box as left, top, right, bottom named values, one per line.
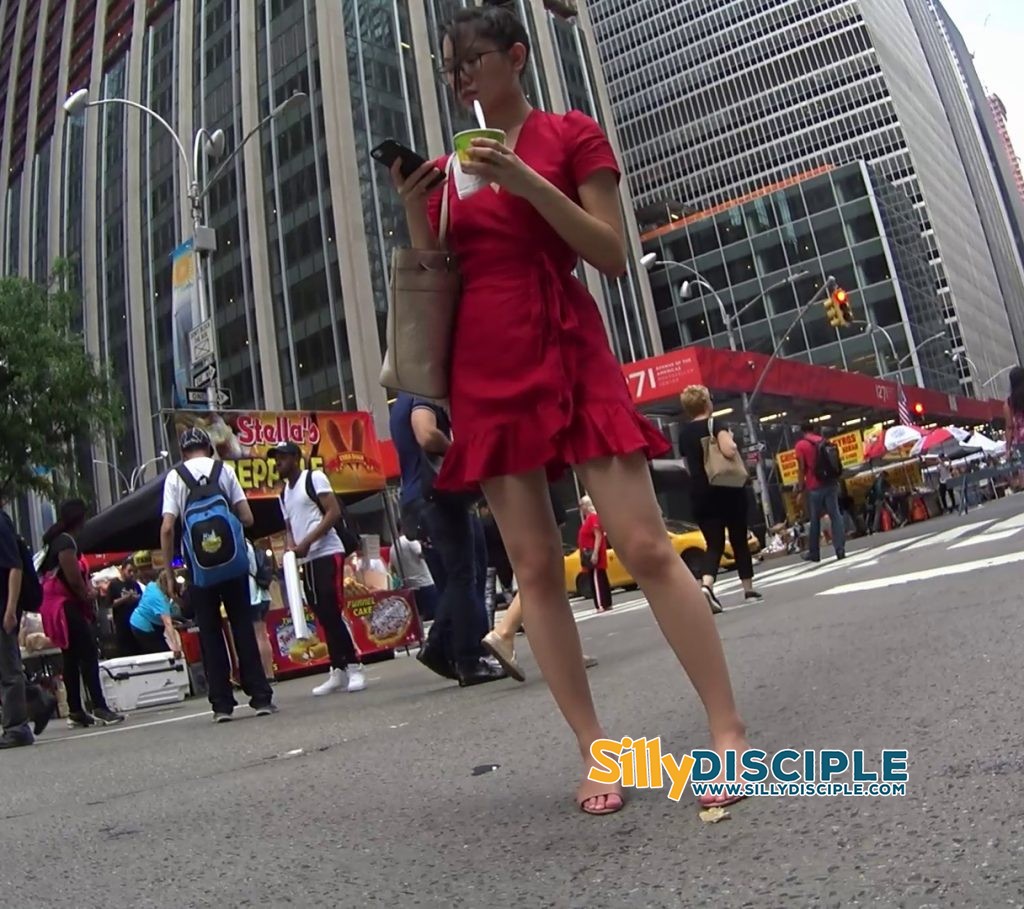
left=392, top=6, right=748, bottom=815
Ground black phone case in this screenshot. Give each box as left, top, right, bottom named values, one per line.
left=371, top=139, right=445, bottom=189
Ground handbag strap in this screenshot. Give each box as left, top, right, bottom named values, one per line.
left=439, top=155, right=455, bottom=250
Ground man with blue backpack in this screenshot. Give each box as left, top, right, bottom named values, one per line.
left=160, top=427, right=276, bottom=722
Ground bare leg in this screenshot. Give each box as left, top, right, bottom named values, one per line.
left=482, top=470, right=621, bottom=813
left=254, top=620, right=275, bottom=679
left=493, top=593, right=523, bottom=642
left=578, top=454, right=747, bottom=761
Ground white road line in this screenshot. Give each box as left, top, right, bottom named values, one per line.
left=47, top=708, right=217, bottom=743
left=817, top=551, right=1024, bottom=596
left=902, top=521, right=989, bottom=551
left=948, top=528, right=1021, bottom=549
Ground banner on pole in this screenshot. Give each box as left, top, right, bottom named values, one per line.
left=171, top=239, right=199, bottom=409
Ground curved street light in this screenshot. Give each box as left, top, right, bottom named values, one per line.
left=130, top=450, right=170, bottom=491
left=93, top=459, right=130, bottom=497
left=62, top=88, right=308, bottom=410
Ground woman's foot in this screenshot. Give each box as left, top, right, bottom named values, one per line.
left=744, top=590, right=764, bottom=602
left=578, top=747, right=625, bottom=816
left=699, top=727, right=750, bottom=807
left=481, top=630, right=525, bottom=682
left=701, top=585, right=724, bottom=614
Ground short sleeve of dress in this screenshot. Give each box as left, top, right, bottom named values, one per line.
left=425, top=156, right=451, bottom=241
left=565, top=110, right=620, bottom=187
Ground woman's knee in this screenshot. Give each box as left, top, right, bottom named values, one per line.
left=615, top=528, right=677, bottom=581
left=506, top=543, right=563, bottom=592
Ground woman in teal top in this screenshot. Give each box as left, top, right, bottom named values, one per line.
left=129, top=571, right=182, bottom=655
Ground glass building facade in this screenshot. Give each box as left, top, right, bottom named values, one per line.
left=645, top=161, right=955, bottom=392
left=588, top=0, right=1024, bottom=394
left=0, top=0, right=658, bottom=522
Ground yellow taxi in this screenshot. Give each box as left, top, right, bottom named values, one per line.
left=564, top=520, right=762, bottom=598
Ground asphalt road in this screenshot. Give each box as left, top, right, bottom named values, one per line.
left=4, top=495, right=1024, bottom=907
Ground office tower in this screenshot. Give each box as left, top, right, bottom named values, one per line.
left=987, top=96, right=1024, bottom=207
left=0, top=0, right=653, bottom=518
left=588, top=0, right=1024, bottom=393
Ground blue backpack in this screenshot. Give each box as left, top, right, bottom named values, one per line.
left=175, top=461, right=248, bottom=588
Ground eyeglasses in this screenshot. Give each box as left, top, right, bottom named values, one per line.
left=437, top=50, right=502, bottom=79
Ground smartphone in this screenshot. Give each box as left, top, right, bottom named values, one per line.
left=371, top=138, right=445, bottom=189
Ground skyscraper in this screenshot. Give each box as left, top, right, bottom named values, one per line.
left=988, top=96, right=1024, bottom=206
left=0, top=0, right=655, bottom=517
left=588, top=0, right=1024, bottom=394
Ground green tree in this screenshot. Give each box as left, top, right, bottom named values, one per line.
left=0, top=268, right=121, bottom=502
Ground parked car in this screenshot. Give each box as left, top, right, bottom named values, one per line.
left=564, top=520, right=761, bottom=598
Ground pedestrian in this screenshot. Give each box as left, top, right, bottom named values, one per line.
left=270, top=441, right=366, bottom=696
left=1002, top=366, right=1024, bottom=490
left=129, top=569, right=183, bottom=655
left=389, top=392, right=505, bottom=687
left=390, top=525, right=439, bottom=624
left=483, top=485, right=598, bottom=681
left=107, top=556, right=143, bottom=656
left=936, top=456, right=956, bottom=514
left=39, top=499, right=125, bottom=727
left=577, top=496, right=612, bottom=612
left=160, top=427, right=275, bottom=722
left=246, top=539, right=275, bottom=683
left=795, top=423, right=846, bottom=562
left=390, top=5, right=748, bottom=813
left=0, top=506, right=55, bottom=747
left=479, top=502, right=515, bottom=610
left=677, top=385, right=761, bottom=612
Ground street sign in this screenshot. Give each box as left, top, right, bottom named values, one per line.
left=191, top=363, right=217, bottom=388
left=188, top=319, right=215, bottom=365
left=185, top=386, right=231, bottom=407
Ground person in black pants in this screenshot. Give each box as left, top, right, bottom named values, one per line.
left=40, top=500, right=125, bottom=727
left=161, top=428, right=275, bottom=722
left=678, top=386, right=761, bottom=613
left=390, top=393, right=505, bottom=688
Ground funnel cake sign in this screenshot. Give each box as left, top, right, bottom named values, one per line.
left=167, top=410, right=385, bottom=497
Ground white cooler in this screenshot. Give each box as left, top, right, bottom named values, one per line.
left=98, top=653, right=189, bottom=712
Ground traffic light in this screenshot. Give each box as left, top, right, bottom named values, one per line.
left=912, top=402, right=925, bottom=418
left=824, top=294, right=842, bottom=327
left=832, top=287, right=852, bottom=326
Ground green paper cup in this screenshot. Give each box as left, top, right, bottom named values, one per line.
left=453, top=128, right=507, bottom=164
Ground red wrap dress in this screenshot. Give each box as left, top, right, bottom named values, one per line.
left=426, top=108, right=669, bottom=492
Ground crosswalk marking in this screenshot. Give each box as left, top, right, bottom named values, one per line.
left=817, top=551, right=1024, bottom=595
left=948, top=529, right=1020, bottom=549
left=902, top=522, right=986, bottom=551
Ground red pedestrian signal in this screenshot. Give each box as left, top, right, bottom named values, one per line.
left=912, top=402, right=925, bottom=417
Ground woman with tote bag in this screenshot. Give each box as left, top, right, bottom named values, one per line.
left=677, top=386, right=762, bottom=613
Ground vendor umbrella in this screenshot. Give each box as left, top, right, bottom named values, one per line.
left=910, top=426, right=971, bottom=457
left=863, top=425, right=922, bottom=460
left=966, top=432, right=1004, bottom=454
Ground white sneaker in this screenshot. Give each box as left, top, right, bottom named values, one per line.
left=346, top=666, right=367, bottom=693
left=312, top=667, right=346, bottom=696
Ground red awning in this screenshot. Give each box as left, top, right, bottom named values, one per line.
left=621, top=347, right=1003, bottom=423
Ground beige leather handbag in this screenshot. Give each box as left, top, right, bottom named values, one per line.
left=379, top=156, right=460, bottom=400
left=702, top=417, right=749, bottom=488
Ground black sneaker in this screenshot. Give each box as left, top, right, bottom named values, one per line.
left=0, top=730, right=33, bottom=749
left=93, top=707, right=126, bottom=726
left=253, top=704, right=278, bottom=717
left=32, top=693, right=57, bottom=737
left=67, top=711, right=96, bottom=729
left=701, top=585, right=724, bottom=615
left=744, top=590, right=764, bottom=602
left=213, top=712, right=233, bottom=724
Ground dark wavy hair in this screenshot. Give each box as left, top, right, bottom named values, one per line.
left=42, top=498, right=88, bottom=546
left=440, top=5, right=530, bottom=92
left=1009, top=366, right=1024, bottom=415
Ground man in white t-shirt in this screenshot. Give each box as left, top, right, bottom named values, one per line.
left=160, top=426, right=275, bottom=722
left=271, top=441, right=365, bottom=695
left=390, top=528, right=438, bottom=622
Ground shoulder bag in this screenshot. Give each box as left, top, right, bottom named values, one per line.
left=379, top=156, right=460, bottom=400
left=702, top=417, right=749, bottom=488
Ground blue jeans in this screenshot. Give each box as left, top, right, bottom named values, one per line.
left=807, top=484, right=845, bottom=560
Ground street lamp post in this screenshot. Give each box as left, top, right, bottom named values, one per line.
left=63, top=88, right=307, bottom=409
left=130, top=450, right=170, bottom=491
left=92, top=459, right=130, bottom=498
left=979, top=364, right=1016, bottom=390
left=641, top=254, right=809, bottom=530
